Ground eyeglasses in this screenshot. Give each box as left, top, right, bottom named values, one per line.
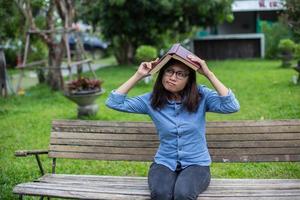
left=164, top=68, right=189, bottom=80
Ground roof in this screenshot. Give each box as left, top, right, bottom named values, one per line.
left=232, top=0, right=285, bottom=12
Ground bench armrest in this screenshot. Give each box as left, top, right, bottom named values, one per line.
left=15, top=150, right=48, bottom=175
left=15, top=150, right=48, bottom=157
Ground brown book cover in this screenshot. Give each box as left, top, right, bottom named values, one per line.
left=150, top=43, right=201, bottom=75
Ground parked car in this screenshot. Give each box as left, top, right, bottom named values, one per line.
left=68, top=33, right=109, bottom=52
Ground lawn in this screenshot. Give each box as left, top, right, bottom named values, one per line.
left=0, top=59, right=300, bottom=199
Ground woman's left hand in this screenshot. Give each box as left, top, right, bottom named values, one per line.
left=187, top=55, right=212, bottom=77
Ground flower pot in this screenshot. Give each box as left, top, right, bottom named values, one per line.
left=64, top=89, right=105, bottom=117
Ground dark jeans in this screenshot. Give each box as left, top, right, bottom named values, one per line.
left=148, top=162, right=211, bottom=200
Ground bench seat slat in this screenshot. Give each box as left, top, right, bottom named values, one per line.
left=13, top=175, right=300, bottom=199
left=38, top=174, right=300, bottom=184
left=15, top=182, right=300, bottom=196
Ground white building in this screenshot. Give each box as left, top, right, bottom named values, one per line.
left=192, top=0, right=285, bottom=59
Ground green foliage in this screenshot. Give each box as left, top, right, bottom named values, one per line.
left=278, top=39, right=296, bottom=67
left=0, top=0, right=25, bottom=41
left=1, top=59, right=300, bottom=199
left=284, top=0, right=300, bottom=39
left=95, top=0, right=233, bottom=64
left=261, top=20, right=292, bottom=59
left=278, top=39, right=296, bottom=52
left=27, top=39, right=48, bottom=63
left=0, top=1, right=25, bottom=67
left=295, top=44, right=300, bottom=59
left=135, top=45, right=157, bottom=63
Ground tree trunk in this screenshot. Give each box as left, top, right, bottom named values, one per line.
left=46, top=43, right=65, bottom=90
left=113, top=39, right=135, bottom=65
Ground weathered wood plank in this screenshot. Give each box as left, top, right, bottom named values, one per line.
left=13, top=177, right=300, bottom=199
left=51, top=125, right=300, bottom=134
left=211, top=154, right=300, bottom=162
left=49, top=145, right=300, bottom=157
left=38, top=176, right=300, bottom=190
left=51, top=132, right=159, bottom=140
left=52, top=131, right=300, bottom=141
left=207, top=133, right=300, bottom=141
left=49, top=138, right=159, bottom=148
left=15, top=182, right=300, bottom=196
left=209, top=140, right=300, bottom=148
left=50, top=139, right=300, bottom=149
left=48, top=152, right=154, bottom=160
left=13, top=186, right=148, bottom=200
left=49, top=145, right=156, bottom=155
left=39, top=175, right=300, bottom=185
left=52, top=119, right=300, bottom=127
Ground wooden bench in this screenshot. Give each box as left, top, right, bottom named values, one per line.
left=13, top=119, right=300, bottom=199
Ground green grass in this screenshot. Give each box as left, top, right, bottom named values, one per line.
left=1, top=59, right=300, bottom=199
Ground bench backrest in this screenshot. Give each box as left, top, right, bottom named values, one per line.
left=49, top=119, right=300, bottom=162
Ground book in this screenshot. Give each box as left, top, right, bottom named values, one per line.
left=149, top=43, right=201, bottom=75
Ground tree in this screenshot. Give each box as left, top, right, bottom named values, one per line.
left=0, top=1, right=26, bottom=67
left=285, top=0, right=300, bottom=39
left=79, top=0, right=233, bottom=65
left=15, top=0, right=75, bottom=91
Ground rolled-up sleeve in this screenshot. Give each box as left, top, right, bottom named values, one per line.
left=105, top=90, right=149, bottom=114
left=201, top=86, right=240, bottom=113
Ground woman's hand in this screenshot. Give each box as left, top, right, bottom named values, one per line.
left=115, top=58, right=159, bottom=95
left=187, top=55, right=212, bottom=78
left=136, top=58, right=159, bottom=78
left=188, top=55, right=229, bottom=96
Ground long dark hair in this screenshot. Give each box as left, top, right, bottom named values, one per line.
left=151, top=59, right=201, bottom=113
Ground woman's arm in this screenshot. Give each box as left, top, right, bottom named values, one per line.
left=187, top=55, right=228, bottom=96
left=116, top=59, right=158, bottom=95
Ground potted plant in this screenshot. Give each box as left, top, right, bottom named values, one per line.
left=278, top=39, right=296, bottom=67
left=64, top=77, right=105, bottom=117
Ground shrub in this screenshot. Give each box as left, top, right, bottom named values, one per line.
left=135, top=45, right=157, bottom=63
left=261, top=20, right=292, bottom=59
left=278, top=39, right=296, bottom=53
left=294, top=44, right=300, bottom=59
left=278, top=39, right=296, bottom=67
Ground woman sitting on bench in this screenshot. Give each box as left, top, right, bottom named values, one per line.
left=106, top=54, right=240, bottom=200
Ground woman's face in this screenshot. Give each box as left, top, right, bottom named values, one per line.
left=162, top=63, right=190, bottom=95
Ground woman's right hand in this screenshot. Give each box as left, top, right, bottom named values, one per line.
left=136, top=58, right=159, bottom=78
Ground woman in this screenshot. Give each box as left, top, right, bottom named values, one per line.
left=105, top=54, right=240, bottom=200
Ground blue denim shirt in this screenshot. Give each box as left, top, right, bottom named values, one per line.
left=105, top=85, right=240, bottom=171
